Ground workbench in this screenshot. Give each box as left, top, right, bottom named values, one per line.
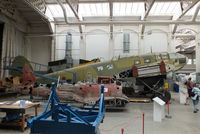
left=0, top=101, right=40, bottom=132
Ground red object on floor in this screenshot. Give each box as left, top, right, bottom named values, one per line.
left=121, top=128, right=124, bottom=134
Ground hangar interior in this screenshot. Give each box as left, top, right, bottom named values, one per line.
left=0, top=0, right=200, bottom=134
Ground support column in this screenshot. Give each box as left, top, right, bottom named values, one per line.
left=80, top=35, right=86, bottom=59
left=24, top=37, right=31, bottom=61
left=168, top=34, right=176, bottom=53
left=109, top=37, right=114, bottom=60
left=191, top=53, right=194, bottom=65
left=51, top=37, right=55, bottom=61
left=139, top=35, right=144, bottom=55
left=196, top=33, right=200, bottom=84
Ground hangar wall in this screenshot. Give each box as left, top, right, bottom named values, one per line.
left=0, top=13, right=26, bottom=77
left=55, top=25, right=174, bottom=61
left=0, top=13, right=26, bottom=58
left=26, top=37, right=51, bottom=66
left=0, top=11, right=52, bottom=77
left=85, top=26, right=110, bottom=61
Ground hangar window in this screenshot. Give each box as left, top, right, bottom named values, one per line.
left=144, top=58, right=151, bottom=63
left=123, top=33, right=130, bottom=53
left=134, top=60, right=140, bottom=65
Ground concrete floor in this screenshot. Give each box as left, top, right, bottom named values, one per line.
left=0, top=92, right=200, bottom=134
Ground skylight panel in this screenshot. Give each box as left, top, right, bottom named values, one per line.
left=80, top=4, right=90, bottom=16
left=167, top=2, right=178, bottom=14
left=45, top=7, right=54, bottom=20
left=186, top=2, right=200, bottom=16
left=159, top=3, right=165, bottom=14
left=131, top=3, right=137, bottom=13
left=113, top=2, right=144, bottom=16
left=120, top=3, right=126, bottom=16
left=90, top=4, right=96, bottom=16
left=130, top=3, right=134, bottom=15
left=150, top=3, right=157, bottom=14
left=126, top=3, right=132, bottom=15
left=161, top=3, right=170, bottom=14
left=155, top=3, right=163, bottom=14
left=64, top=4, right=75, bottom=17
left=47, top=4, right=64, bottom=17
left=47, top=1, right=197, bottom=19
left=96, top=4, right=102, bottom=16
left=135, top=3, right=140, bottom=14
left=102, top=3, right=109, bottom=16
left=150, top=2, right=181, bottom=15
left=137, top=3, right=144, bottom=15
left=171, top=2, right=180, bottom=14
left=165, top=3, right=174, bottom=14
left=113, top=3, right=120, bottom=16
left=79, top=3, right=109, bottom=16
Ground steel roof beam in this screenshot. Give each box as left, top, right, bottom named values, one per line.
left=66, top=0, right=83, bottom=38
left=192, top=3, right=200, bottom=21
left=109, top=1, right=113, bottom=39
left=141, top=0, right=155, bottom=38
left=66, top=0, right=81, bottom=20
left=172, top=0, right=199, bottom=34
left=53, top=20, right=200, bottom=25
left=45, top=0, right=188, bottom=4
left=23, top=0, right=50, bottom=21
left=56, top=0, right=68, bottom=23
left=22, top=0, right=54, bottom=33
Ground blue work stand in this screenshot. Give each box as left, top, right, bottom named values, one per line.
left=28, top=83, right=105, bottom=134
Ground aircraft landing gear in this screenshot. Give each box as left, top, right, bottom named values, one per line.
left=138, top=78, right=171, bottom=103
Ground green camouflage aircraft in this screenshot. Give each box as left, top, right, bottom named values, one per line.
left=35, top=52, right=187, bottom=85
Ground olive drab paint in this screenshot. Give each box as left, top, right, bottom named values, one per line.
left=36, top=52, right=187, bottom=84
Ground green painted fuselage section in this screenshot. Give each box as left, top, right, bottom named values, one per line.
left=36, top=53, right=186, bottom=84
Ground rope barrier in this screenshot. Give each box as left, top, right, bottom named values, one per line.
left=100, top=109, right=153, bottom=133
left=143, top=113, right=144, bottom=134
left=100, top=112, right=143, bottom=132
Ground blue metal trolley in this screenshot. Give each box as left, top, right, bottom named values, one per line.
left=28, top=83, right=105, bottom=134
